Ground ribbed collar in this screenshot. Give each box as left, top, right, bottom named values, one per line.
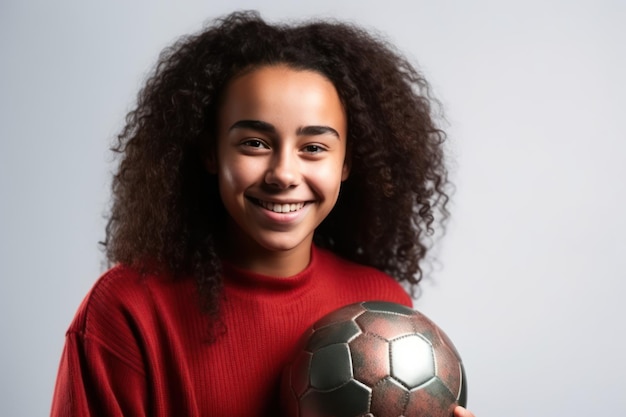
left=222, top=246, right=318, bottom=296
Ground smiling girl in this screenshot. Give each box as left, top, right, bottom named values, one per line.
left=51, top=11, right=475, bottom=417
left=211, top=66, right=350, bottom=276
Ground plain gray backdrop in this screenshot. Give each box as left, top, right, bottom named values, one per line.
left=1, top=1, right=625, bottom=416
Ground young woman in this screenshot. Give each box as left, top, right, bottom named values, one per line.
left=51, top=11, right=475, bottom=417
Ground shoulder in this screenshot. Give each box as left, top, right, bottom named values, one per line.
left=64, top=265, right=199, bottom=372
left=56, top=266, right=165, bottom=390
left=313, top=246, right=413, bottom=307
left=67, top=265, right=168, bottom=338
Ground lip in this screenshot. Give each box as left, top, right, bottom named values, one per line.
left=257, top=199, right=306, bottom=213
left=247, top=196, right=312, bottom=224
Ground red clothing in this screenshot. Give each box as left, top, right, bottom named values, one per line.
left=51, top=246, right=412, bottom=417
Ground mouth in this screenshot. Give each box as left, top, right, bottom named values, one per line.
left=251, top=198, right=307, bottom=213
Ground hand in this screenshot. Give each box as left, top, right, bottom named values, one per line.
left=454, top=406, right=476, bottom=417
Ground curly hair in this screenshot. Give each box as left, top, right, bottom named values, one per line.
left=104, top=11, right=450, bottom=319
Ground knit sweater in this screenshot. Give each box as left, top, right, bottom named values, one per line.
left=51, top=245, right=412, bottom=417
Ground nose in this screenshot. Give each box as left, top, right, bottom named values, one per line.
left=265, top=150, right=300, bottom=189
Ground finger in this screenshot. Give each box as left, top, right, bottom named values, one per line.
left=454, top=405, right=476, bottom=417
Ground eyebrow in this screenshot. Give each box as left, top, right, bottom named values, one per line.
left=229, top=120, right=340, bottom=138
left=229, top=120, right=276, bottom=134
left=297, top=125, right=340, bottom=138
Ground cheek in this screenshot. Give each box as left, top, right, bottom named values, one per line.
left=219, top=166, right=239, bottom=190
left=217, top=157, right=265, bottom=196
left=309, top=162, right=345, bottom=201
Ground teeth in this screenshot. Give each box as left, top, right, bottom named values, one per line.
left=259, top=200, right=305, bottom=213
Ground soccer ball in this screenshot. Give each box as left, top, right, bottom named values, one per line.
left=280, top=301, right=467, bottom=417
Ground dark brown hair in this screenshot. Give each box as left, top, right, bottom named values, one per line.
left=104, top=11, right=450, bottom=319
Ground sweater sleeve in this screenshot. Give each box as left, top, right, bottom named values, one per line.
left=51, top=267, right=153, bottom=417
left=50, top=330, right=148, bottom=417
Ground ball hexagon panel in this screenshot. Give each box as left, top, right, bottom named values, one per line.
left=302, top=379, right=372, bottom=417
left=390, top=334, right=435, bottom=389
left=280, top=375, right=300, bottom=417
left=306, top=319, right=361, bottom=352
left=405, top=377, right=457, bottom=417
left=355, top=311, right=415, bottom=340
left=290, top=350, right=313, bottom=398
left=362, top=301, right=415, bottom=316
left=310, top=343, right=353, bottom=390
left=409, top=313, right=438, bottom=343
left=313, top=303, right=367, bottom=329
left=349, top=332, right=390, bottom=387
left=433, top=325, right=463, bottom=365
left=370, top=377, right=409, bottom=417
left=432, top=338, right=462, bottom=400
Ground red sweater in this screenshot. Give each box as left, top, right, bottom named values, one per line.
left=51, top=246, right=412, bottom=417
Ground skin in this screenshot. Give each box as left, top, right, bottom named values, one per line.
left=211, top=65, right=349, bottom=277
left=455, top=406, right=476, bottom=417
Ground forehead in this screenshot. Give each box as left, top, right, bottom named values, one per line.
left=218, top=65, right=346, bottom=132
left=225, top=64, right=337, bottom=96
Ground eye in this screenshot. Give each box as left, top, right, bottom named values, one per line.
left=302, top=144, right=326, bottom=154
left=241, top=139, right=269, bottom=149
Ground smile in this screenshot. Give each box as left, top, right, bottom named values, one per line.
left=256, top=199, right=306, bottom=213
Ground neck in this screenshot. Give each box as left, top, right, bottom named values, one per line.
left=223, top=224, right=313, bottom=277
left=234, top=248, right=311, bottom=277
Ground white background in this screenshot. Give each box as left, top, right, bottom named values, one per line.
left=1, top=1, right=625, bottom=416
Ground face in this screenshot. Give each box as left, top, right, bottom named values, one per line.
left=211, top=65, right=349, bottom=273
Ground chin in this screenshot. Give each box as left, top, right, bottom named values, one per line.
left=259, top=240, right=304, bottom=253
left=254, top=234, right=311, bottom=253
